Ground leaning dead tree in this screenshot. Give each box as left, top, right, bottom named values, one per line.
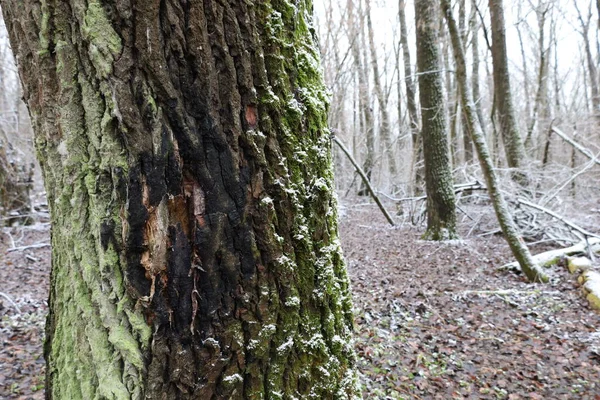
left=442, top=0, right=548, bottom=282
left=551, top=127, right=600, bottom=167
left=333, top=135, right=396, bottom=226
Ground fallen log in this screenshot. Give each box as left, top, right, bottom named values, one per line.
left=500, top=238, right=600, bottom=271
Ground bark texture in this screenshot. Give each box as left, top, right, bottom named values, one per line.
left=2, top=1, right=358, bottom=398
left=489, top=0, right=528, bottom=182
left=415, top=0, right=458, bottom=240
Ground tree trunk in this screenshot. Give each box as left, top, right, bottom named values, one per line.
left=489, top=0, right=528, bottom=184
left=441, top=0, right=547, bottom=283
left=399, top=0, right=423, bottom=195
left=525, top=2, right=551, bottom=153
left=574, top=0, right=600, bottom=123
left=470, top=0, right=486, bottom=148
left=415, top=0, right=458, bottom=240
left=2, top=1, right=358, bottom=398
left=350, top=0, right=376, bottom=196
left=460, top=0, right=473, bottom=164
left=365, top=0, right=397, bottom=183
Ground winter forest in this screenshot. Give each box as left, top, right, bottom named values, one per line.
left=1, top=0, right=600, bottom=398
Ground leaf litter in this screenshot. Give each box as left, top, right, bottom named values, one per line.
left=1, top=203, right=600, bottom=399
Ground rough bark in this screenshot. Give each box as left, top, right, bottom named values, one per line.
left=399, top=0, right=423, bottom=195
left=459, top=0, right=473, bottom=164
left=2, top=1, right=358, bottom=398
left=489, top=0, right=528, bottom=184
left=441, top=0, right=547, bottom=283
left=415, top=0, right=458, bottom=240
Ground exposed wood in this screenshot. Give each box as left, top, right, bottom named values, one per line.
left=501, top=238, right=600, bottom=271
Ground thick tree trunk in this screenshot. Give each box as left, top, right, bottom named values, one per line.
left=415, top=0, right=458, bottom=240
left=2, top=1, right=358, bottom=398
left=489, top=0, right=528, bottom=184
left=441, top=0, right=547, bottom=283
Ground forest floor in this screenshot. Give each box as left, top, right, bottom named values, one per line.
left=1, top=199, right=600, bottom=399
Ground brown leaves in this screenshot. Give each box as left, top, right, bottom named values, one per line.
left=341, top=203, right=600, bottom=398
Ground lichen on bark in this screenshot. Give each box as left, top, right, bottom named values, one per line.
left=415, top=0, right=459, bottom=241
left=2, top=0, right=358, bottom=398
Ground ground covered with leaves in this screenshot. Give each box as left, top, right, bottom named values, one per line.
left=341, top=201, right=600, bottom=399
left=1, top=201, right=600, bottom=399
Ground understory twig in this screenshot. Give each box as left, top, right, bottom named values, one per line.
left=7, top=242, right=51, bottom=252
left=517, top=199, right=600, bottom=240
left=0, top=292, right=22, bottom=314
left=332, top=136, right=396, bottom=226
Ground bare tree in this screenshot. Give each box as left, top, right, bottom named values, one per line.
left=415, top=0, right=458, bottom=239
left=399, top=0, right=424, bottom=194
left=2, top=0, right=359, bottom=396
left=574, top=0, right=600, bottom=123
left=366, top=0, right=397, bottom=182
left=441, top=0, right=548, bottom=282
left=489, top=0, right=529, bottom=184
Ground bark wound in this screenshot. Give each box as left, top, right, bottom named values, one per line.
left=245, top=105, right=258, bottom=130
left=1, top=0, right=359, bottom=397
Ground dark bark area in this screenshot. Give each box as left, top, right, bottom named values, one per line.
left=2, top=1, right=357, bottom=398
left=414, top=0, right=458, bottom=240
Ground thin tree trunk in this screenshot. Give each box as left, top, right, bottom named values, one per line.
left=470, top=0, right=486, bottom=143
left=460, top=0, right=473, bottom=164
left=415, top=0, right=458, bottom=240
left=516, top=4, right=532, bottom=129
left=574, top=0, right=600, bottom=123
left=441, top=0, right=548, bottom=283
left=399, top=0, right=423, bottom=195
left=489, top=0, right=529, bottom=184
left=525, top=2, right=551, bottom=153
left=365, top=0, right=397, bottom=182
left=2, top=1, right=358, bottom=397
left=351, top=0, right=376, bottom=196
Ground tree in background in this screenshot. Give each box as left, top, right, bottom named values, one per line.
left=399, top=0, right=424, bottom=195
left=441, top=0, right=548, bottom=283
left=415, top=0, right=458, bottom=239
left=2, top=1, right=358, bottom=398
left=489, top=0, right=529, bottom=184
